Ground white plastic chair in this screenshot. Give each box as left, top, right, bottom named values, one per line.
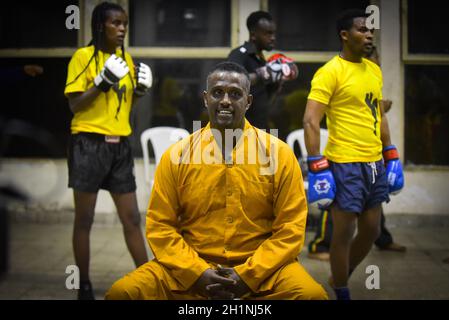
left=286, top=128, right=329, bottom=190
left=140, top=127, right=190, bottom=187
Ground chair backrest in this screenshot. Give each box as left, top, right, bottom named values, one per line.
left=286, top=128, right=329, bottom=158
left=140, top=127, right=190, bottom=185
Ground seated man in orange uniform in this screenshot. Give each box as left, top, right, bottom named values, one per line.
left=106, top=62, right=327, bottom=300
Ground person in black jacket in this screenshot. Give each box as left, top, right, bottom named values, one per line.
left=228, top=11, right=297, bottom=130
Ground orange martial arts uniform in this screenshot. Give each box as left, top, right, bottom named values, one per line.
left=106, top=121, right=328, bottom=300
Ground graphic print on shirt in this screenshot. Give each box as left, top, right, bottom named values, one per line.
left=112, top=84, right=127, bottom=120
left=365, top=92, right=378, bottom=136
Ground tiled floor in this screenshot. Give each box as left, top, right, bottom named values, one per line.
left=1, top=218, right=449, bottom=300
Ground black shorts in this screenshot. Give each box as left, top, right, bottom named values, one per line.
left=68, top=133, right=136, bottom=193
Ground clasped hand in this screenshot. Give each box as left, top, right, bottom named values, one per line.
left=192, top=266, right=251, bottom=300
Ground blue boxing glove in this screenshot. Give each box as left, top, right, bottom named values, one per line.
left=383, top=145, right=404, bottom=195
left=307, top=156, right=336, bottom=210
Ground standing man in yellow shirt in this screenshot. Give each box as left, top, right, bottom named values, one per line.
left=303, top=9, right=404, bottom=300
left=65, top=2, right=152, bottom=300
left=106, top=61, right=327, bottom=300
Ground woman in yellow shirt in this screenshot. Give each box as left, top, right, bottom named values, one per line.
left=64, top=2, right=152, bottom=300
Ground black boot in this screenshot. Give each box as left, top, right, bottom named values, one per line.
left=78, top=280, right=95, bottom=300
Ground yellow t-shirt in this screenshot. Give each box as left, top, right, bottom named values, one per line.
left=146, top=120, right=308, bottom=292
left=308, top=55, right=383, bottom=163
left=64, top=45, right=136, bottom=136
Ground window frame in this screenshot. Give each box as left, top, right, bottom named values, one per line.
left=0, top=0, right=339, bottom=63
left=401, top=0, right=449, bottom=65
left=0, top=0, right=239, bottom=60
left=401, top=0, right=449, bottom=168
left=264, top=0, right=378, bottom=61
